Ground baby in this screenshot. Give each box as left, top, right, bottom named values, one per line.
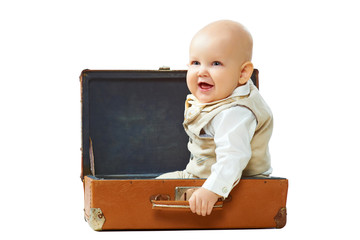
left=157, top=20, right=273, bottom=216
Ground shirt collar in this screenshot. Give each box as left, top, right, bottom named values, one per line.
left=229, top=80, right=250, bottom=98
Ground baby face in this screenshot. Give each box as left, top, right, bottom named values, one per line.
left=186, top=34, right=244, bottom=103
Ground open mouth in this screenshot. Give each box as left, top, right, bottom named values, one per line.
left=198, top=82, right=214, bottom=90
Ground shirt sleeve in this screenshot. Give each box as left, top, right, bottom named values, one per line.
left=201, top=106, right=257, bottom=198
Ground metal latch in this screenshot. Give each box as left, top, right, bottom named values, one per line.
left=175, top=187, right=200, bottom=200
left=175, top=186, right=231, bottom=202
left=159, top=66, right=171, bottom=70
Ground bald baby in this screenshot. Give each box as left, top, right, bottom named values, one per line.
left=156, top=20, right=273, bottom=217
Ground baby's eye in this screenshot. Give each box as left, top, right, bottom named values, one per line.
left=191, top=61, right=200, bottom=65
left=212, top=61, right=223, bottom=66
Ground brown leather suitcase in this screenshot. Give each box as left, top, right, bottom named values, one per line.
left=80, top=69, right=288, bottom=230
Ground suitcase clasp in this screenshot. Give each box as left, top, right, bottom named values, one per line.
left=175, top=187, right=200, bottom=201
left=159, top=66, right=171, bottom=70
left=175, top=186, right=232, bottom=202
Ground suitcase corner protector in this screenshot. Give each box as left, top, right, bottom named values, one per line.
left=274, top=207, right=287, bottom=229
left=86, top=208, right=105, bottom=231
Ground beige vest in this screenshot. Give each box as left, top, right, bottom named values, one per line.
left=184, top=81, right=273, bottom=178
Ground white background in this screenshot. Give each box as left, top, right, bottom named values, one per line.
left=1, top=0, right=359, bottom=239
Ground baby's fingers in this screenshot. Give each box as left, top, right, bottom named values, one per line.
left=201, top=201, right=208, bottom=216
left=189, top=195, right=196, bottom=214
left=206, top=202, right=213, bottom=216
left=196, top=196, right=202, bottom=215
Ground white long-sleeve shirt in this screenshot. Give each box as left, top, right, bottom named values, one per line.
left=200, top=82, right=271, bottom=197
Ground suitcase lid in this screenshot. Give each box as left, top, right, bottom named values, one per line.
left=80, top=69, right=259, bottom=180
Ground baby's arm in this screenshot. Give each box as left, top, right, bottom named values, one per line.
left=188, top=187, right=221, bottom=216
left=203, top=106, right=256, bottom=196
left=192, top=107, right=256, bottom=216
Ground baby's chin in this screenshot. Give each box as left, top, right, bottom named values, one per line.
left=195, top=91, right=234, bottom=104
left=194, top=94, right=219, bottom=104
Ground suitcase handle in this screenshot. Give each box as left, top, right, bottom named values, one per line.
left=151, top=200, right=223, bottom=211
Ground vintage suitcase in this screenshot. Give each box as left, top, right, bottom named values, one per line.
left=80, top=68, right=288, bottom=230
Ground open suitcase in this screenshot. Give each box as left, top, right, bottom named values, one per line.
left=80, top=68, right=288, bottom=230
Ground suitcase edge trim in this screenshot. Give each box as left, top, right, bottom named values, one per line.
left=274, top=207, right=287, bottom=228
left=86, top=208, right=105, bottom=231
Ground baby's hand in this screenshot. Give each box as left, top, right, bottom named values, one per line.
left=188, top=187, right=220, bottom=216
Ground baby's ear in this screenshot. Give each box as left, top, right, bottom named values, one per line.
left=238, top=61, right=254, bottom=85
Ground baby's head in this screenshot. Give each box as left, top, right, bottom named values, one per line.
left=187, top=20, right=254, bottom=103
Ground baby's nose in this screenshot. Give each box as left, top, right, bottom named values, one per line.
left=197, top=66, right=209, bottom=77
